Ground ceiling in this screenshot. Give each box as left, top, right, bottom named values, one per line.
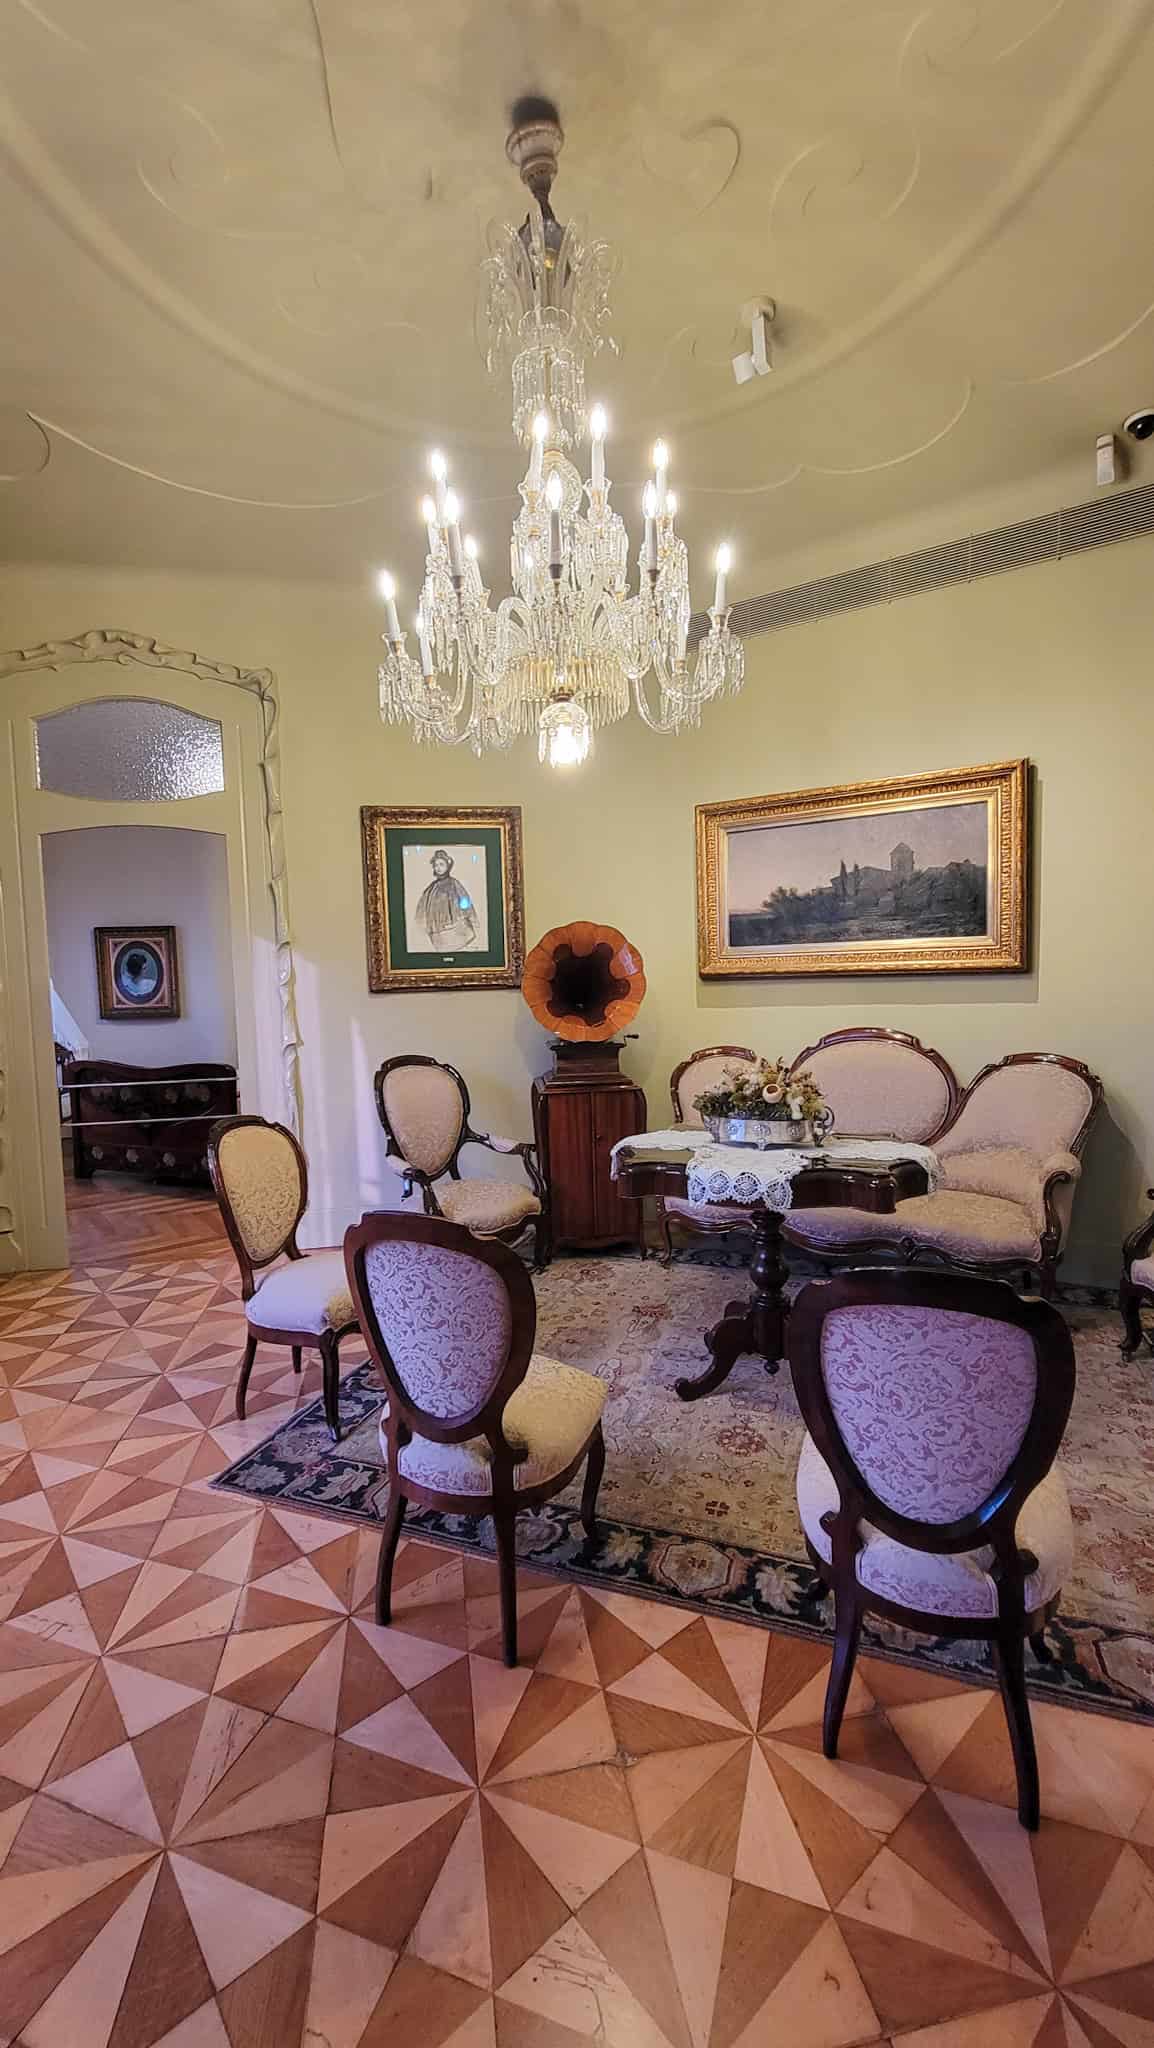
left=2, top=0, right=1154, bottom=601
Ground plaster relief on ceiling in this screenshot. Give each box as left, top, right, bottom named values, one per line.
left=0, top=409, right=50, bottom=483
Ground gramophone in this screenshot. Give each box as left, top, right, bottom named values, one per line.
left=524, top=920, right=648, bottom=1249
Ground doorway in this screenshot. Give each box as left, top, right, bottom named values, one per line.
left=43, top=823, right=237, bottom=1266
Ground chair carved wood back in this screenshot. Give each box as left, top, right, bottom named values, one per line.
left=669, top=1046, right=759, bottom=1128
left=345, top=1211, right=536, bottom=1456
left=789, top=1268, right=1074, bottom=1567
left=790, top=1027, right=959, bottom=1143
left=208, top=1114, right=308, bottom=1300
left=375, top=1056, right=469, bottom=1180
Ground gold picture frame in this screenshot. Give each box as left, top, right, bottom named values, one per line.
left=696, top=758, right=1029, bottom=978
left=361, top=804, right=525, bottom=992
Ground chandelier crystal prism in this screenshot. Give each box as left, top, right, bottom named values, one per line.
left=376, top=96, right=744, bottom=768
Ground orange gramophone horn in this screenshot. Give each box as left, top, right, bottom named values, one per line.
left=522, top=921, right=646, bottom=1042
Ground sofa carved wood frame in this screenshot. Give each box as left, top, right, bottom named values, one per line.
left=1121, top=1190, right=1154, bottom=1357
left=344, top=1211, right=605, bottom=1667
left=373, top=1054, right=549, bottom=1269
left=792, top=1025, right=960, bottom=1140
left=208, top=1114, right=358, bottom=1442
left=789, top=1267, right=1076, bottom=1831
left=784, top=1051, right=1102, bottom=1299
left=654, top=1044, right=759, bottom=1265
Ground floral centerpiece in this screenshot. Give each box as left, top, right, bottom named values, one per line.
left=693, top=1057, right=832, bottom=1149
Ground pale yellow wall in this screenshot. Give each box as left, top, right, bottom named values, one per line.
left=2, top=535, right=1150, bottom=1283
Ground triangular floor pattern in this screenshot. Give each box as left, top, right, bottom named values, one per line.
left=3, top=1252, right=1154, bottom=2045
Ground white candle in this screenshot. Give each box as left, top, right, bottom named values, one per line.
left=589, top=403, right=607, bottom=493
left=429, top=449, right=448, bottom=523
left=652, top=439, right=669, bottom=517
left=377, top=569, right=402, bottom=643
left=713, top=541, right=732, bottom=613
left=444, top=490, right=464, bottom=578
left=415, top=609, right=434, bottom=677
left=420, top=495, right=439, bottom=554
left=676, top=611, right=688, bottom=663
left=529, top=411, right=549, bottom=491
left=545, top=470, right=563, bottom=568
left=665, top=490, right=678, bottom=522
left=642, top=481, right=657, bottom=572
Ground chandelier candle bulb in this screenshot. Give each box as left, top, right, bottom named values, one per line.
left=529, top=410, right=549, bottom=490
left=443, top=490, right=465, bottom=579
left=429, top=449, right=448, bottom=523
left=421, top=495, right=440, bottom=552
left=376, top=570, right=402, bottom=643
left=589, top=403, right=607, bottom=492
left=545, top=470, right=564, bottom=571
left=415, top=610, right=434, bottom=677
left=713, top=542, right=732, bottom=614
left=652, top=440, right=669, bottom=517
left=642, top=481, right=658, bottom=573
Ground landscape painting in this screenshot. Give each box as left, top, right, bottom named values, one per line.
left=696, top=760, right=1028, bottom=977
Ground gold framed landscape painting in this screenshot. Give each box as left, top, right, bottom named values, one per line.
left=361, top=803, right=524, bottom=992
left=696, top=759, right=1029, bottom=978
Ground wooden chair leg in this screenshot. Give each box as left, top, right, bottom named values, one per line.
left=375, top=1486, right=406, bottom=1624
left=993, top=1627, right=1040, bottom=1830
left=532, top=1213, right=550, bottom=1272
left=291, top=1345, right=303, bottom=1375
left=655, top=1200, right=676, bottom=1268
left=320, top=1333, right=341, bottom=1444
left=1038, top=1256, right=1058, bottom=1302
left=1121, top=1278, right=1146, bottom=1358
left=492, top=1499, right=519, bottom=1668
left=823, top=1587, right=862, bottom=1760
left=581, top=1424, right=606, bottom=1540
left=1029, top=1627, right=1054, bottom=1665
left=235, top=1334, right=257, bottom=1420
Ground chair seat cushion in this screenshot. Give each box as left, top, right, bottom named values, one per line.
left=392, top=1352, right=606, bottom=1497
left=1132, top=1253, right=1154, bottom=1289
left=437, top=1179, right=541, bottom=1234
left=797, top=1433, right=1072, bottom=1620
left=247, top=1250, right=354, bottom=1335
left=785, top=1190, right=1039, bottom=1261
left=664, top=1198, right=752, bottom=1225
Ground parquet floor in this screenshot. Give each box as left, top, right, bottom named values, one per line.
left=65, top=1173, right=228, bottom=1267
left=2, top=1251, right=1154, bottom=2047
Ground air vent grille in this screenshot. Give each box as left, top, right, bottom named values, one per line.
left=689, top=481, right=1154, bottom=645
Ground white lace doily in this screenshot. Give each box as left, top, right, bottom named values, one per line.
left=610, top=1129, right=940, bottom=1210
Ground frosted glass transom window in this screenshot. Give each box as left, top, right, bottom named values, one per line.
left=35, top=698, right=225, bottom=801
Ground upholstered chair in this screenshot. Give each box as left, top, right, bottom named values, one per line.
left=653, top=1045, right=758, bottom=1264
left=344, top=1212, right=606, bottom=1666
left=785, top=1052, right=1102, bottom=1297
left=789, top=1267, right=1076, bottom=1829
left=208, top=1115, right=357, bottom=1441
left=374, top=1055, right=548, bottom=1267
left=1121, top=1189, right=1154, bottom=1356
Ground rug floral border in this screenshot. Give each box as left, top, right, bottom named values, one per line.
left=213, top=1361, right=1154, bottom=1728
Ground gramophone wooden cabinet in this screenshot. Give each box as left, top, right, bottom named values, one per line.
left=532, top=1043, right=647, bottom=1252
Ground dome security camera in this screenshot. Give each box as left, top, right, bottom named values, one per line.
left=1123, top=409, right=1154, bottom=441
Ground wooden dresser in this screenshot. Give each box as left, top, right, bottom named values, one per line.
left=532, top=1043, right=646, bottom=1253
left=63, top=1060, right=239, bottom=1186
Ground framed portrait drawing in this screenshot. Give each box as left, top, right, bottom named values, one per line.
left=696, top=758, right=1028, bottom=978
left=94, top=926, right=181, bottom=1018
left=361, top=804, right=525, bottom=992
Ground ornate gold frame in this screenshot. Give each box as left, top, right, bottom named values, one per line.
left=361, top=803, right=524, bottom=993
left=696, top=758, right=1029, bottom=978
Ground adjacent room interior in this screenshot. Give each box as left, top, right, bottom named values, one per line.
left=1, top=9, right=1154, bottom=2047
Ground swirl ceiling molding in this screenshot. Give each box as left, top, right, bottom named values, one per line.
left=0, top=0, right=1153, bottom=584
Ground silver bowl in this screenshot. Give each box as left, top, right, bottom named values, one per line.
left=704, top=1114, right=826, bottom=1150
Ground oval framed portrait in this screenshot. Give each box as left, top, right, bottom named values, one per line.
left=94, top=926, right=181, bottom=1019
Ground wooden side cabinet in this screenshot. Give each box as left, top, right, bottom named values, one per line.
left=532, top=1044, right=647, bottom=1252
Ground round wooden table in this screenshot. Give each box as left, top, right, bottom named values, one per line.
left=615, top=1148, right=929, bottom=1400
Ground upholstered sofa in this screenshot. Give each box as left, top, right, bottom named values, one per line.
left=785, top=1050, right=1102, bottom=1297
left=1121, top=1191, right=1154, bottom=1356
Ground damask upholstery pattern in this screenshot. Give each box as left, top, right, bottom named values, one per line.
left=785, top=1193, right=1040, bottom=1258
left=938, top=1145, right=1080, bottom=1234
left=1133, top=1254, right=1154, bottom=1288
left=381, top=1065, right=465, bottom=1176
left=938, top=1062, right=1094, bottom=1158
left=247, top=1250, right=353, bottom=1334
left=437, top=1180, right=540, bottom=1233
left=819, top=1303, right=1037, bottom=1521
left=362, top=1238, right=511, bottom=1421
left=797, top=1433, right=1072, bottom=1619
left=796, top=1039, right=953, bottom=1141
left=216, top=1123, right=302, bottom=1263
left=389, top=1352, right=607, bottom=1495
left=663, top=1196, right=751, bottom=1224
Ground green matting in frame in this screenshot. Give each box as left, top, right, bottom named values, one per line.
left=360, top=802, right=524, bottom=992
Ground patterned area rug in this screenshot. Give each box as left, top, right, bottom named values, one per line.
left=213, top=1254, right=1154, bottom=1723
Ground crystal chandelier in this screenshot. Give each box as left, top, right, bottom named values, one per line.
left=376, top=97, right=744, bottom=769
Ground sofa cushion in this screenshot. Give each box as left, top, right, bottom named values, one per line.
left=785, top=1190, right=1039, bottom=1261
